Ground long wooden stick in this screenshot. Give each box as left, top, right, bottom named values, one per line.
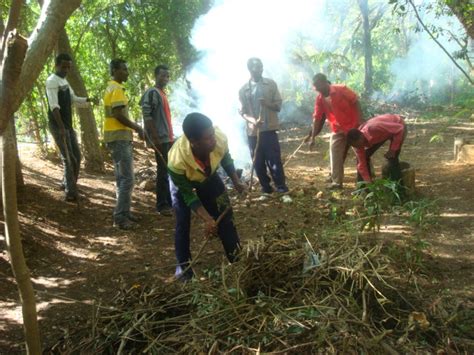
left=283, top=137, right=306, bottom=168
left=248, top=129, right=260, bottom=192
left=249, top=105, right=263, bottom=193
left=143, top=130, right=167, bottom=166
left=169, top=206, right=232, bottom=282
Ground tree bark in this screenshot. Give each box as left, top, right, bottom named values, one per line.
left=358, top=0, right=374, bottom=96
left=0, top=0, right=23, bottom=59
left=2, top=120, right=40, bottom=354
left=0, top=33, right=41, bottom=354
left=11, top=117, right=24, bottom=187
left=0, top=1, right=82, bottom=352
left=57, top=29, right=104, bottom=173
left=0, top=0, right=82, bottom=132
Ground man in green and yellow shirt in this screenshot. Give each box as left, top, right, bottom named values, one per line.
left=168, top=112, right=246, bottom=280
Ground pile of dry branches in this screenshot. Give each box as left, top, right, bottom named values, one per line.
left=53, top=222, right=470, bottom=353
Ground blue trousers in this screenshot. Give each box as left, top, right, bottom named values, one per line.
left=170, top=173, right=240, bottom=278
left=49, top=122, right=81, bottom=197
left=107, top=140, right=135, bottom=224
left=248, top=130, right=288, bottom=193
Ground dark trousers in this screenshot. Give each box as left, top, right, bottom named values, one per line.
left=170, top=173, right=241, bottom=278
left=155, top=142, right=172, bottom=210
left=49, top=122, right=81, bottom=197
left=248, top=131, right=287, bottom=192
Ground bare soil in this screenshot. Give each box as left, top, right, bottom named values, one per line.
left=1, top=117, right=473, bottom=353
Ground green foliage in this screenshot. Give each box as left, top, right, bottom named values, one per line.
left=354, top=179, right=401, bottom=232
left=403, top=199, right=439, bottom=230
left=16, top=0, right=210, bottom=144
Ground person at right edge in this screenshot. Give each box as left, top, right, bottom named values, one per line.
left=306, top=73, right=363, bottom=189
left=239, top=57, right=288, bottom=194
left=167, top=113, right=247, bottom=281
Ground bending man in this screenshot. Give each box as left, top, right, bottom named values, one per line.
left=168, top=113, right=246, bottom=280
left=346, top=114, right=407, bottom=183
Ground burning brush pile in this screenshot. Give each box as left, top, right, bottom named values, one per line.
left=54, top=222, right=471, bottom=353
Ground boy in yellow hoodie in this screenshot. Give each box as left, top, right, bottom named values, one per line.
left=168, top=113, right=246, bottom=280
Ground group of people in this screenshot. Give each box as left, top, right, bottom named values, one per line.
left=45, top=54, right=407, bottom=280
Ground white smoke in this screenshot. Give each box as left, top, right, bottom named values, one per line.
left=169, top=0, right=471, bottom=167
left=386, top=5, right=469, bottom=104
left=169, top=0, right=326, bottom=167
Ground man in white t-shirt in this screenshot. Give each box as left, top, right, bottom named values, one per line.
left=45, top=53, right=95, bottom=202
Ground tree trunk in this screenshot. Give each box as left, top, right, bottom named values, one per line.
left=57, top=29, right=104, bottom=173
left=0, top=1, right=82, bottom=352
left=26, top=95, right=47, bottom=155
left=1, top=0, right=82, bottom=132
left=446, top=0, right=474, bottom=40
left=358, top=0, right=374, bottom=96
left=11, top=118, right=24, bottom=187
left=2, top=119, right=41, bottom=354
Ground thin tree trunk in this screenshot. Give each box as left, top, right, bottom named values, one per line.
left=2, top=119, right=40, bottom=354
left=2, top=0, right=82, bottom=132
left=358, top=0, right=374, bottom=96
left=0, top=31, right=40, bottom=354
left=57, top=29, right=104, bottom=173
left=0, top=0, right=23, bottom=59
left=26, top=95, right=47, bottom=155
left=11, top=118, right=24, bottom=187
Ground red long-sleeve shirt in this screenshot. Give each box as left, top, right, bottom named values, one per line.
left=312, top=84, right=360, bottom=133
left=355, top=114, right=405, bottom=182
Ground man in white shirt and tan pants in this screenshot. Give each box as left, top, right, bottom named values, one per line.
left=46, top=53, right=95, bottom=202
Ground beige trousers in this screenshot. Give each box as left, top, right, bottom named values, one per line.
left=329, top=132, right=349, bottom=185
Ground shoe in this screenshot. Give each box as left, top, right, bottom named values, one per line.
left=261, top=186, right=274, bottom=194
left=157, top=206, right=173, bottom=217
left=128, top=214, right=142, bottom=223
left=328, top=182, right=343, bottom=190
left=113, top=220, right=136, bottom=230
left=175, top=265, right=194, bottom=282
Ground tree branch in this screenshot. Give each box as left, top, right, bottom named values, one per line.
left=1, top=0, right=23, bottom=60
left=407, top=0, right=473, bottom=85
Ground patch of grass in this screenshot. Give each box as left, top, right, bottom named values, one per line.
left=353, top=179, right=401, bottom=232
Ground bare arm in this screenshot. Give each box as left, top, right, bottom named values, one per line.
left=112, top=106, right=143, bottom=138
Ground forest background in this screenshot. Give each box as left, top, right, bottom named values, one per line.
left=0, top=0, right=473, bottom=353
left=5, top=0, right=474, bottom=173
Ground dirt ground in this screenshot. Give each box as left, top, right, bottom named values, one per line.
left=1, top=116, right=473, bottom=353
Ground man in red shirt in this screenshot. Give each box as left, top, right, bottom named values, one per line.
left=307, top=73, right=362, bottom=189
left=141, top=65, right=174, bottom=216
left=346, top=114, right=407, bottom=183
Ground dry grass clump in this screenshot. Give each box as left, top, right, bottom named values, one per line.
left=53, top=222, right=471, bottom=354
